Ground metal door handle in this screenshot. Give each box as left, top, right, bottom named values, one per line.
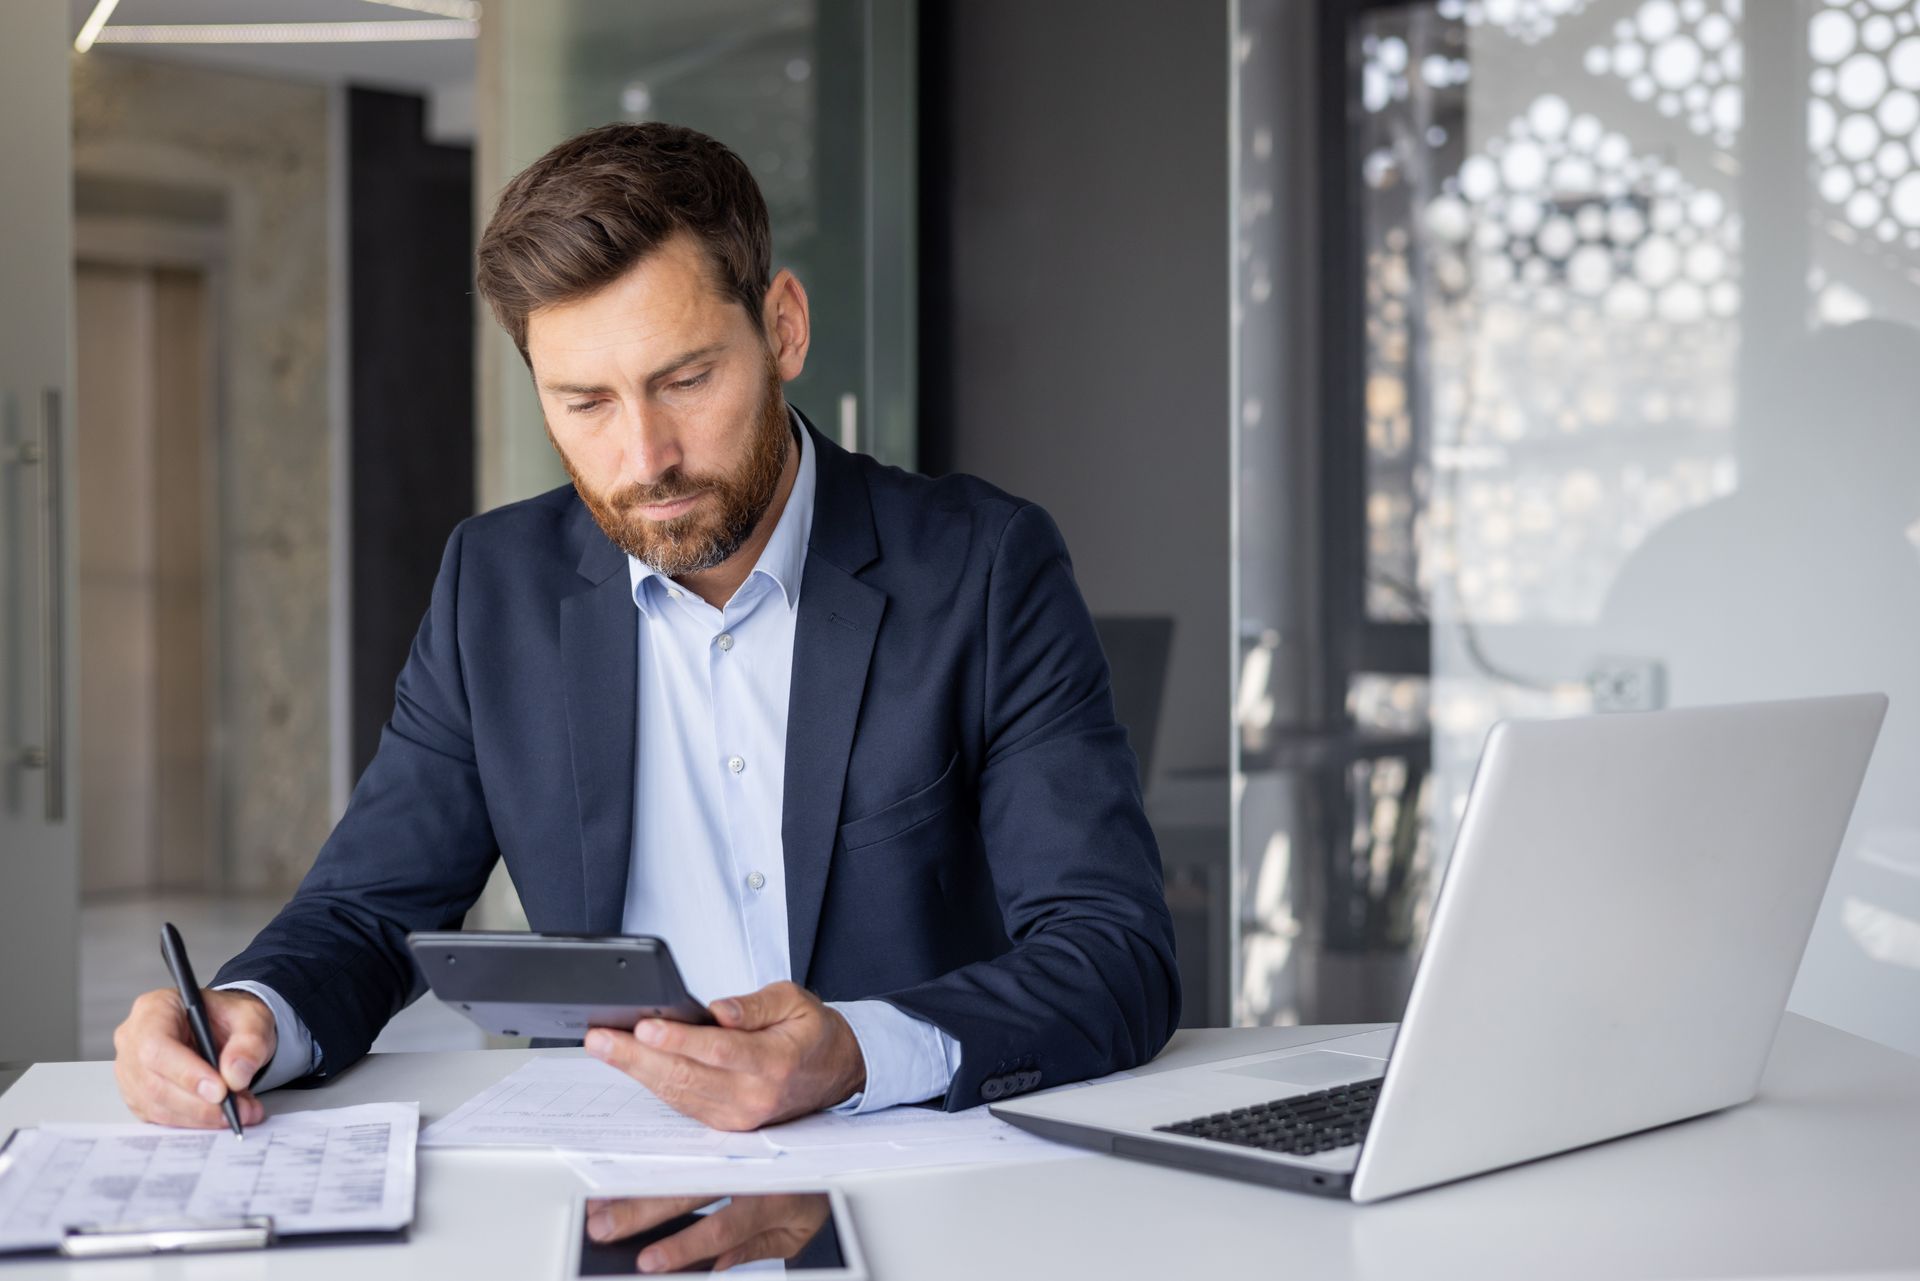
left=14, top=388, right=64, bottom=822
left=839, top=392, right=858, bottom=453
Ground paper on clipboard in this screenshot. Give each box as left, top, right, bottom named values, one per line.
left=0, top=1101, right=419, bottom=1254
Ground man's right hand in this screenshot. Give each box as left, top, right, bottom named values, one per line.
left=112, top=987, right=274, bottom=1128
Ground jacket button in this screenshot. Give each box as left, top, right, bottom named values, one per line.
left=981, top=1078, right=1005, bottom=1101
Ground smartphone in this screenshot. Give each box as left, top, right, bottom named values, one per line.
left=567, top=1191, right=867, bottom=1278
left=406, top=931, right=712, bottom=1039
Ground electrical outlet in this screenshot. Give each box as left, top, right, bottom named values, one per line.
left=1587, top=656, right=1667, bottom=712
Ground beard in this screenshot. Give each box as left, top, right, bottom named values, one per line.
left=554, top=356, right=792, bottom=578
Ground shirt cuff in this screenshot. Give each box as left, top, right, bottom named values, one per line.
left=214, top=981, right=322, bottom=1092
left=825, top=999, right=964, bottom=1114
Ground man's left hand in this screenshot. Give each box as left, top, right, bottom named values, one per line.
left=584, top=980, right=867, bottom=1130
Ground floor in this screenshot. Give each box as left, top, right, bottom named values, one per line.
left=78, top=892, right=486, bottom=1064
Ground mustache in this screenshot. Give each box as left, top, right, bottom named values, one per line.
left=608, top=473, right=712, bottom=509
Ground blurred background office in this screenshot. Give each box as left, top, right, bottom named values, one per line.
left=2, top=0, right=1916, bottom=1085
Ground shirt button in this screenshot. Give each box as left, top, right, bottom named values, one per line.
left=728, top=755, right=745, bottom=774
left=747, top=871, right=766, bottom=891
left=667, top=588, right=681, bottom=600
left=717, top=632, right=734, bottom=651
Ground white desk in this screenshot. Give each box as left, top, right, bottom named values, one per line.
left=2, top=1014, right=1916, bottom=1279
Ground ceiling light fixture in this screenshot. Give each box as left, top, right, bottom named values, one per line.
left=91, top=19, right=477, bottom=45
left=73, top=0, right=124, bottom=52
left=363, top=0, right=483, bottom=19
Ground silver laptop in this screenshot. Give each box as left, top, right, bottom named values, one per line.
left=993, top=695, right=1887, bottom=1203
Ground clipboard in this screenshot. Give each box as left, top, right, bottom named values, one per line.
left=0, top=1105, right=419, bottom=1262
left=59, top=1217, right=275, bottom=1258
left=0, top=1205, right=412, bottom=1261
left=48, top=1216, right=411, bottom=1259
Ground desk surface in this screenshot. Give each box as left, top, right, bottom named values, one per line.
left=2, top=1014, right=1916, bottom=1280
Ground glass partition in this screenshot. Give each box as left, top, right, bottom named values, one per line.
left=1234, top=0, right=1920, bottom=1053
left=468, top=0, right=914, bottom=932
left=476, top=0, right=916, bottom=510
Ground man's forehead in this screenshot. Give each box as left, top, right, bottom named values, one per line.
left=529, top=270, right=746, bottom=389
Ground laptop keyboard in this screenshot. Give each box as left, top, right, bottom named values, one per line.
left=1154, top=1077, right=1384, bottom=1157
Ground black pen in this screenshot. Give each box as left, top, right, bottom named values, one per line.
left=159, top=922, right=244, bottom=1141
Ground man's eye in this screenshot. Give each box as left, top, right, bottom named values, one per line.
left=566, top=400, right=602, bottom=414
left=667, top=373, right=709, bottom=392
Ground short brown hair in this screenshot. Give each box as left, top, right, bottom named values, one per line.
left=475, top=122, right=772, bottom=364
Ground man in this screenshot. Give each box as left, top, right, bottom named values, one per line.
left=113, top=122, right=1179, bottom=1131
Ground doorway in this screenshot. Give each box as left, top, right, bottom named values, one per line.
left=73, top=254, right=220, bottom=896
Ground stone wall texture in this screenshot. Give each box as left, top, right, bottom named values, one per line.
left=73, top=53, right=333, bottom=893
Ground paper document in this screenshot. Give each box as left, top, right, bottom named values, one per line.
left=0, top=1102, right=419, bottom=1253
left=570, top=1091, right=1115, bottom=1189
left=763, top=1103, right=1019, bottom=1150
left=567, top=1127, right=1086, bottom=1191
left=760, top=1069, right=1134, bottom=1151
left=422, top=1058, right=775, bottom=1158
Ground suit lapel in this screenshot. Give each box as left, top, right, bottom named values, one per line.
left=561, top=507, right=638, bottom=934
left=783, top=421, right=884, bottom=986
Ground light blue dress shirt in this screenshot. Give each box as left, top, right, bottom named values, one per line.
left=225, top=412, right=962, bottom=1113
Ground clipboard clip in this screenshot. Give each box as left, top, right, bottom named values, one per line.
left=59, top=1216, right=275, bottom=1258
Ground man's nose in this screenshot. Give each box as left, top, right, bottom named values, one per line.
left=620, top=405, right=682, bottom=481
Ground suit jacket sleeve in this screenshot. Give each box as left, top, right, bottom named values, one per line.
left=877, top=502, right=1182, bottom=1109
left=212, top=520, right=500, bottom=1080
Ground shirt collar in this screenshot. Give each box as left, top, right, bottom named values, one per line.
left=627, top=406, right=814, bottom=615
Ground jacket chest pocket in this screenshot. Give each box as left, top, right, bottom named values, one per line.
left=837, top=752, right=965, bottom=852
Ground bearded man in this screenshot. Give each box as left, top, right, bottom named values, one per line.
left=112, top=122, right=1180, bottom=1130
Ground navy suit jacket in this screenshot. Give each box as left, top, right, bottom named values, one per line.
left=216, top=419, right=1181, bottom=1110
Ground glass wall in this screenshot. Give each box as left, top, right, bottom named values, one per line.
left=1235, top=0, right=1920, bottom=1054
left=476, top=0, right=916, bottom=510
left=466, top=0, right=915, bottom=931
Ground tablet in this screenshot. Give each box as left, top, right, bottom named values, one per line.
left=566, top=1191, right=866, bottom=1278
left=406, top=931, right=712, bottom=1039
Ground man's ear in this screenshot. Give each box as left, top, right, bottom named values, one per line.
left=761, top=269, right=811, bottom=383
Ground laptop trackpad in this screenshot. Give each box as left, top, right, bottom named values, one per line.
left=1215, top=1050, right=1386, bottom=1088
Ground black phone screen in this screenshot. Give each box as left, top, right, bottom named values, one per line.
left=575, top=1193, right=850, bottom=1276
